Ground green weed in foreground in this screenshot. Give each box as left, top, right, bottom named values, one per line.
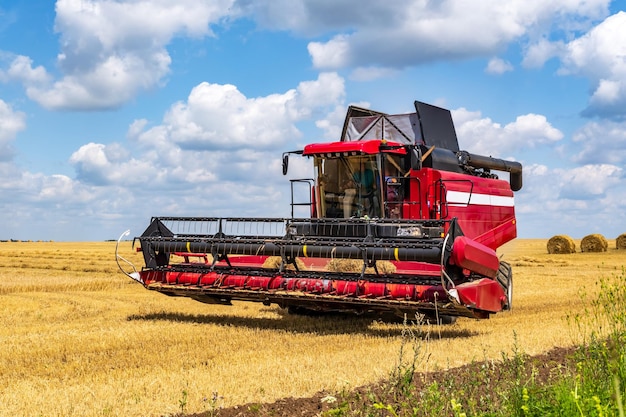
left=322, top=268, right=626, bottom=416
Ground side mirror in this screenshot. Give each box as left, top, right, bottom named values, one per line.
left=282, top=154, right=289, bottom=175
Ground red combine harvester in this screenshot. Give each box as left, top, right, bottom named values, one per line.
left=116, top=101, right=523, bottom=321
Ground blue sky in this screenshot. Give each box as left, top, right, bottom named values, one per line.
left=0, top=0, right=625, bottom=241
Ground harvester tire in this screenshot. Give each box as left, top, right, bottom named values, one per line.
left=496, top=261, right=513, bottom=311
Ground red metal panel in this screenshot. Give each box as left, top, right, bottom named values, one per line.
left=455, top=278, right=507, bottom=313
left=334, top=280, right=358, bottom=295
left=303, top=140, right=405, bottom=156
left=140, top=268, right=508, bottom=318
left=474, top=219, right=517, bottom=251
left=429, top=169, right=517, bottom=248
left=450, top=236, right=499, bottom=278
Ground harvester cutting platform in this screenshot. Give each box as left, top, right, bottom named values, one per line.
left=117, top=101, right=523, bottom=320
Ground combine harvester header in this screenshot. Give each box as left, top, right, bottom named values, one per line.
left=117, top=100, right=523, bottom=322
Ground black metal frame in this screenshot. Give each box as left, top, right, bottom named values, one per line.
left=137, top=216, right=464, bottom=281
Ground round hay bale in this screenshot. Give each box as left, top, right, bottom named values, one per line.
left=376, top=260, right=397, bottom=274
left=547, top=235, right=576, bottom=254
left=325, top=259, right=362, bottom=273
left=325, top=259, right=397, bottom=274
left=616, top=233, right=626, bottom=250
left=262, top=256, right=306, bottom=270
left=580, top=234, right=608, bottom=253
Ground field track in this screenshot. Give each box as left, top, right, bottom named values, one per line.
left=0, top=239, right=624, bottom=416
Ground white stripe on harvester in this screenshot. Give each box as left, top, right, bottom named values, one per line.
left=446, top=190, right=515, bottom=207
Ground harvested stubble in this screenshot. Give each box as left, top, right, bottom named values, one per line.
left=580, top=234, right=608, bottom=253
left=325, top=258, right=397, bottom=274
left=546, top=235, right=576, bottom=254
left=616, top=233, right=626, bottom=250
left=2, top=239, right=626, bottom=417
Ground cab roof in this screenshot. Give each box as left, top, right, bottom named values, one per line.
left=338, top=100, right=460, bottom=151
left=302, top=139, right=407, bottom=156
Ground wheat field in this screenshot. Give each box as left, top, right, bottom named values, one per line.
left=0, top=239, right=624, bottom=416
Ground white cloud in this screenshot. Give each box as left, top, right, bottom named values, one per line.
left=240, top=0, right=621, bottom=124
left=0, top=162, right=143, bottom=240
left=291, top=72, right=345, bottom=118
left=37, top=174, right=90, bottom=202
left=0, top=165, right=97, bottom=206
left=315, top=105, right=348, bottom=140
left=558, top=11, right=626, bottom=119
left=570, top=120, right=626, bottom=164
left=522, top=38, right=565, bottom=68
left=69, top=73, right=346, bottom=195
left=308, top=35, right=351, bottom=69
left=485, top=57, right=513, bottom=75
left=27, top=51, right=172, bottom=110
left=557, top=164, right=622, bottom=199
left=453, top=108, right=563, bottom=157
left=127, top=119, right=149, bottom=140
left=233, top=0, right=397, bottom=36
left=515, top=162, right=625, bottom=238
left=2, top=55, right=51, bottom=85
left=135, top=72, right=344, bottom=151
left=0, top=100, right=26, bottom=161
left=7, top=0, right=236, bottom=110
left=69, top=142, right=159, bottom=186
left=349, top=66, right=398, bottom=81
left=298, top=0, right=610, bottom=70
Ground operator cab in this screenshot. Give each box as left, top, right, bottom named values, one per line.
left=298, top=100, right=457, bottom=220
left=312, top=152, right=407, bottom=219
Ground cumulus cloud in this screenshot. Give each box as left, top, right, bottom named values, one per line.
left=237, top=0, right=618, bottom=124
left=485, top=57, right=513, bottom=75
left=1, top=55, right=51, bottom=85
left=291, top=72, right=346, bottom=118
left=315, top=105, right=349, bottom=140
left=522, top=38, right=565, bottom=68
left=69, top=73, right=345, bottom=192
left=557, top=164, right=622, bottom=200
left=0, top=100, right=26, bottom=161
left=558, top=11, right=626, bottom=119
left=453, top=108, right=563, bottom=157
left=349, top=66, right=399, bottom=81
left=69, top=142, right=158, bottom=186
left=515, top=162, right=625, bottom=237
left=0, top=163, right=99, bottom=208
left=298, top=0, right=610, bottom=70
left=570, top=120, right=626, bottom=165
left=37, top=174, right=92, bottom=202
left=134, top=72, right=344, bottom=151
left=3, top=0, right=616, bottom=119
left=6, top=0, right=235, bottom=110
left=233, top=0, right=395, bottom=36
left=0, top=161, right=141, bottom=240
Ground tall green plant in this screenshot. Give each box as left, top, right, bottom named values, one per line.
left=568, top=267, right=626, bottom=416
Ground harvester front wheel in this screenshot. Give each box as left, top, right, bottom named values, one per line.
left=496, top=261, right=513, bottom=310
